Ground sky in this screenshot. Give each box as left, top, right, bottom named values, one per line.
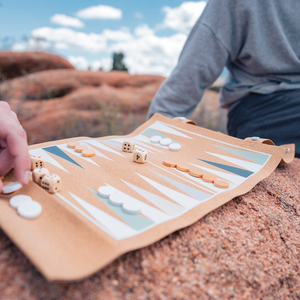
left=0, top=0, right=209, bottom=76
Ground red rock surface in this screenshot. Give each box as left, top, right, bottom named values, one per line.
left=0, top=51, right=75, bottom=80
left=0, top=68, right=225, bottom=144
left=0, top=69, right=165, bottom=144
left=0, top=53, right=226, bottom=144
left=0, top=69, right=163, bottom=100
left=0, top=159, right=299, bottom=299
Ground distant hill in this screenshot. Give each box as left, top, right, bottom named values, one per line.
left=0, top=51, right=226, bottom=144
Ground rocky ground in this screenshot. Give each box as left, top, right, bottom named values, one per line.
left=0, top=159, right=299, bottom=299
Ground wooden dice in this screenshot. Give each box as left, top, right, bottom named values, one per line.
left=133, top=149, right=148, bottom=164
left=122, top=140, right=135, bottom=153
left=30, top=155, right=46, bottom=171
left=41, top=174, right=62, bottom=194
left=32, top=168, right=50, bottom=186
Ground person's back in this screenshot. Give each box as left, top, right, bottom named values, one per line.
left=147, top=0, right=300, bottom=156
left=215, top=0, right=300, bottom=106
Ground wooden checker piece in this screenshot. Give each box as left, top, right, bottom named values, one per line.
left=75, top=145, right=88, bottom=153
left=67, top=141, right=81, bottom=149
left=189, top=169, right=204, bottom=178
left=176, top=164, right=190, bottom=172
left=10, top=194, right=32, bottom=209
left=202, top=174, right=217, bottom=183
left=160, top=138, right=172, bottom=146
left=214, top=179, right=229, bottom=189
left=169, top=143, right=181, bottom=151
left=18, top=201, right=42, bottom=219
left=82, top=149, right=96, bottom=157
left=163, top=160, right=177, bottom=168
left=2, top=181, right=23, bottom=194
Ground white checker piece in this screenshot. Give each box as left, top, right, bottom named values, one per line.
left=2, top=181, right=23, bottom=194
left=150, top=135, right=161, bottom=144
left=122, top=202, right=142, bottom=214
left=98, top=186, right=118, bottom=198
left=178, top=117, right=186, bottom=120
left=251, top=136, right=260, bottom=141
left=10, top=195, right=32, bottom=209
left=17, top=201, right=42, bottom=220
left=109, top=193, right=130, bottom=206
left=160, top=138, right=172, bottom=146
left=169, top=143, right=181, bottom=151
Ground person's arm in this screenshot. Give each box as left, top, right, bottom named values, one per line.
left=147, top=18, right=229, bottom=119
left=0, top=101, right=30, bottom=193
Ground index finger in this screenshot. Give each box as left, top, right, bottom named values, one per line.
left=6, top=126, right=31, bottom=185
left=0, top=176, right=3, bottom=194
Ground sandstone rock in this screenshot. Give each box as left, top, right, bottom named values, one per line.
left=2, top=70, right=165, bottom=144
left=0, top=68, right=227, bottom=144
left=13, top=85, right=151, bottom=144
left=0, top=69, right=164, bottom=100
left=0, top=52, right=227, bottom=145
left=0, top=51, right=75, bottom=80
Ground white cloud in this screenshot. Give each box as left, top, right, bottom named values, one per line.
left=76, top=5, right=122, bottom=20
left=161, top=1, right=206, bottom=34
left=50, top=14, right=84, bottom=28
left=68, top=56, right=112, bottom=71
left=111, top=28, right=187, bottom=75
left=31, top=27, right=107, bottom=53
left=97, top=57, right=113, bottom=71
left=12, top=1, right=207, bottom=76
left=102, top=27, right=132, bottom=41
left=62, top=22, right=187, bottom=76
left=134, top=24, right=154, bottom=37
left=134, top=12, right=144, bottom=19
left=12, top=37, right=51, bottom=51
left=16, top=23, right=188, bottom=75
left=68, top=56, right=90, bottom=70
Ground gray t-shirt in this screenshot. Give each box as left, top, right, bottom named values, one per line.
left=147, top=0, right=300, bottom=119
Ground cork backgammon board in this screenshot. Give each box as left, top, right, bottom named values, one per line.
left=0, top=114, right=288, bottom=281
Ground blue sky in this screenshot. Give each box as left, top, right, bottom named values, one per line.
left=0, top=0, right=209, bottom=75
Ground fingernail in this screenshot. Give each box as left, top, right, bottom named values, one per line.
left=24, top=170, right=30, bottom=185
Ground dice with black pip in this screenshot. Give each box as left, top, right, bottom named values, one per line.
left=41, top=174, right=62, bottom=193
left=30, top=155, right=46, bottom=171
left=32, top=167, right=50, bottom=186
left=133, top=148, right=148, bottom=164
left=122, top=140, right=135, bottom=153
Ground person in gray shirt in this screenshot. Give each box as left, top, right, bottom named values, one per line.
left=147, top=0, right=300, bottom=157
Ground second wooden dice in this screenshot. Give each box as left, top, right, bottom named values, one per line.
left=32, top=168, right=50, bottom=185
left=133, top=149, right=148, bottom=164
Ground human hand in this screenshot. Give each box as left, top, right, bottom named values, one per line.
left=0, top=101, right=30, bottom=193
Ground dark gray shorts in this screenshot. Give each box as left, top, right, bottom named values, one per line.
left=227, top=89, right=300, bottom=157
